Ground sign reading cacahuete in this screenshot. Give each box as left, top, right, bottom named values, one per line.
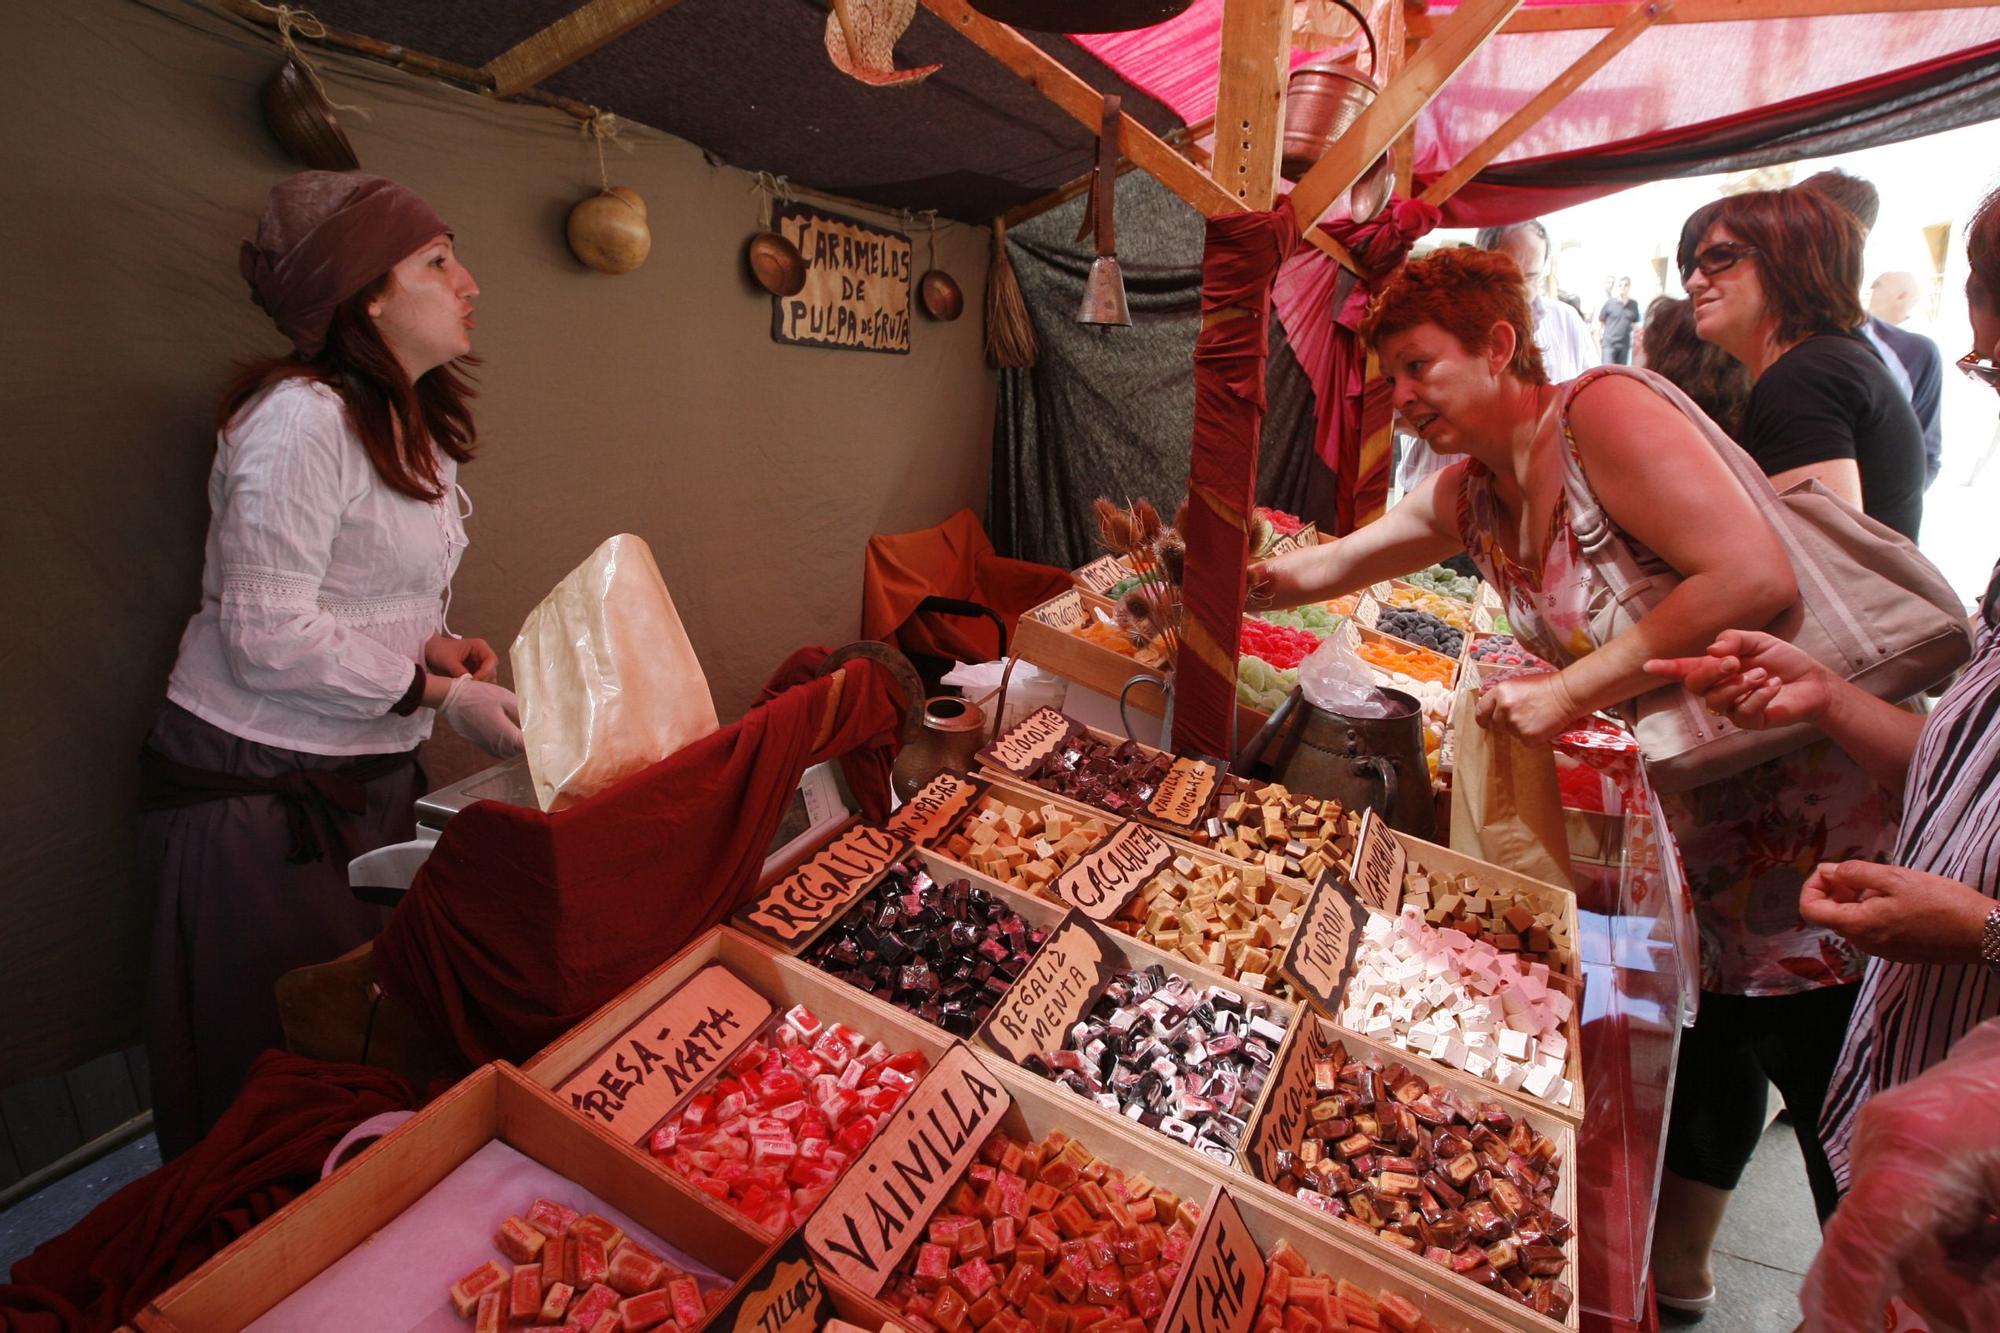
left=1276, top=869, right=1368, bottom=1021
left=734, top=824, right=908, bottom=949
left=977, top=910, right=1118, bottom=1064
left=555, top=964, right=773, bottom=1137
left=1145, top=755, right=1220, bottom=830
left=885, top=770, right=986, bottom=847
left=770, top=202, right=912, bottom=354
left=1348, top=809, right=1406, bottom=915
left=1157, top=1185, right=1265, bottom=1333
left=1051, top=820, right=1173, bottom=922
left=977, top=706, right=1078, bottom=776
left=804, top=1042, right=1011, bottom=1295
left=708, top=1230, right=829, bottom=1333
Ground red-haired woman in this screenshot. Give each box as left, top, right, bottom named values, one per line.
left=142, top=172, right=523, bottom=1155
left=1254, top=244, right=1898, bottom=1314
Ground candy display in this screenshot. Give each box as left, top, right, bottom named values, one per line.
left=644, top=1005, right=929, bottom=1232
left=1266, top=1039, right=1575, bottom=1320
left=1383, top=587, right=1476, bottom=634
left=879, top=1128, right=1201, bottom=1330
left=1114, top=852, right=1306, bottom=995
left=1253, top=600, right=1347, bottom=638
left=449, top=1197, right=724, bottom=1330
left=1468, top=633, right=1541, bottom=669
left=1239, top=617, right=1322, bottom=670
left=1404, top=565, right=1481, bottom=602
left=1357, top=639, right=1455, bottom=688
left=1376, top=607, right=1466, bottom=658
left=1340, top=910, right=1576, bottom=1109
left=1015, top=732, right=1186, bottom=821
left=1023, top=964, right=1282, bottom=1164
left=1237, top=654, right=1299, bottom=715
left=1402, top=866, right=1574, bottom=975
left=1071, top=614, right=1164, bottom=667
left=803, top=855, right=1049, bottom=1036
left=1262, top=1239, right=1465, bottom=1333
left=1256, top=505, right=1309, bottom=536
left=937, top=795, right=1113, bottom=893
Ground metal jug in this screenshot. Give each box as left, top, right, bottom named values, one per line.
left=1233, top=685, right=1434, bottom=840
left=1279, top=0, right=1395, bottom=222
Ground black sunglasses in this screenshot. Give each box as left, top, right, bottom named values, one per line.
left=1962, top=349, right=2000, bottom=389
left=1680, top=242, right=1760, bottom=283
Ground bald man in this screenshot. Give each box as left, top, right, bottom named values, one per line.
left=1870, top=271, right=1921, bottom=326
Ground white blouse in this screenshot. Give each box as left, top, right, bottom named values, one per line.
left=167, top=378, right=467, bottom=757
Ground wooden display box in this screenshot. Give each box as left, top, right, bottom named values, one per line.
left=1238, top=1014, right=1581, bottom=1330
left=134, top=1063, right=766, bottom=1332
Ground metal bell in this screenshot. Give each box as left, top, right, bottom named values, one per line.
left=1078, top=256, right=1132, bottom=326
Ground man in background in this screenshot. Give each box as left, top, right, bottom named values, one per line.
left=1596, top=276, right=1642, bottom=364
left=1870, top=270, right=1923, bottom=326
left=1798, top=170, right=1945, bottom=487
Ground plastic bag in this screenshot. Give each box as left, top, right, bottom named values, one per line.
left=511, top=534, right=719, bottom=811
left=942, top=658, right=1067, bottom=739
left=1799, top=1015, right=2000, bottom=1333
left=1298, top=628, right=1398, bottom=717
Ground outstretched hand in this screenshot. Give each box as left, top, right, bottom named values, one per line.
left=1798, top=860, right=1991, bottom=965
left=1644, top=629, right=1830, bottom=731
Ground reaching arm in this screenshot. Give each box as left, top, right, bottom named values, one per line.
left=1251, top=463, right=1467, bottom=610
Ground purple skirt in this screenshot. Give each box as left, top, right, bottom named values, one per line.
left=140, top=702, right=423, bottom=1156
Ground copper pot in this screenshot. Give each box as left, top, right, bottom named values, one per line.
left=747, top=230, right=806, bottom=296
left=1279, top=0, right=1394, bottom=222
left=919, top=269, right=963, bottom=321
left=892, top=695, right=987, bottom=801
left=262, top=53, right=359, bottom=171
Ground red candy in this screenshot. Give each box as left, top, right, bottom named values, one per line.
left=447, top=1197, right=721, bottom=1327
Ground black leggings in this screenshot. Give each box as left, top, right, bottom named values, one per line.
left=1662, top=983, right=1860, bottom=1223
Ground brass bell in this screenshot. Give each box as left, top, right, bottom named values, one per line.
left=1078, top=255, right=1132, bottom=326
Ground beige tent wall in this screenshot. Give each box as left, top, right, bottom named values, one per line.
left=0, top=0, right=994, bottom=1088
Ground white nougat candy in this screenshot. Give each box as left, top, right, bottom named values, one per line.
left=1539, top=1030, right=1568, bottom=1061
left=1462, top=1052, right=1494, bottom=1081
left=1496, top=1028, right=1533, bottom=1061
left=1494, top=1057, right=1527, bottom=1092
left=1521, top=1063, right=1559, bottom=1099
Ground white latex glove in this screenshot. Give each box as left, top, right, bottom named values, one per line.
left=1800, top=1015, right=2000, bottom=1332
left=439, top=675, right=524, bottom=758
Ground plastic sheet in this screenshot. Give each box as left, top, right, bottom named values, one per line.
left=511, top=535, right=718, bottom=811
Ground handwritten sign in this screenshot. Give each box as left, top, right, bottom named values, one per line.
left=1158, top=1185, right=1265, bottom=1333
left=1349, top=809, right=1406, bottom=915
left=1263, top=524, right=1318, bottom=559
left=1074, top=554, right=1129, bottom=596
left=805, top=1042, right=1010, bottom=1295
left=1145, top=755, right=1220, bottom=830
left=556, top=965, right=772, bottom=1136
left=978, top=911, right=1118, bottom=1064
left=978, top=706, right=1079, bottom=777
left=1355, top=595, right=1382, bottom=630
left=1277, top=870, right=1367, bottom=1020
left=886, top=770, right=986, bottom=848
left=709, top=1231, right=829, bottom=1333
left=1025, top=588, right=1086, bottom=631
left=1242, top=1018, right=1343, bottom=1183
left=735, top=824, right=909, bottom=949
left=1052, top=820, right=1172, bottom=921
left=770, top=202, right=911, bottom=354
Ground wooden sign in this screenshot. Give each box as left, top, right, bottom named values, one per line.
left=1052, top=820, right=1172, bottom=921
left=1145, top=755, right=1220, bottom=831
left=735, top=824, right=909, bottom=949
left=1354, top=595, right=1382, bottom=630
left=978, top=706, right=1079, bottom=777
left=1276, top=869, right=1367, bottom=1020
left=769, top=202, right=912, bottom=354
left=1242, top=1018, right=1343, bottom=1183
left=1263, top=524, right=1318, bottom=559
left=804, top=1042, right=1010, bottom=1295
left=1158, top=1185, right=1265, bottom=1333
left=1074, top=554, right=1129, bottom=596
left=885, top=770, right=986, bottom=847
left=1025, top=588, right=1087, bottom=631
left=555, top=965, right=772, bottom=1136
left=978, top=910, right=1119, bottom=1064
left=709, top=1231, right=830, bottom=1333
left=1348, top=809, right=1406, bottom=915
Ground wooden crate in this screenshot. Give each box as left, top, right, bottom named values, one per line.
left=134, top=1063, right=765, bottom=1331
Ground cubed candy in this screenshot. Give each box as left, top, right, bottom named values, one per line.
left=495, top=1214, right=546, bottom=1264
left=448, top=1260, right=507, bottom=1319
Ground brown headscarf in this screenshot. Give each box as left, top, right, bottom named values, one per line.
left=239, top=171, right=448, bottom=357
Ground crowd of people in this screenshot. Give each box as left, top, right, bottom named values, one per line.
left=1261, top=173, right=2000, bottom=1327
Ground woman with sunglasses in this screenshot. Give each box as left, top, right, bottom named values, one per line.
left=1658, top=188, right=2000, bottom=1328
left=1677, top=188, right=1927, bottom=539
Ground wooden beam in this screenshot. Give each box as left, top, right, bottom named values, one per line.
left=1210, top=0, right=1292, bottom=210
left=1001, top=118, right=1215, bottom=229
left=1502, top=0, right=1994, bottom=31
left=1384, top=1, right=1416, bottom=205
left=921, top=0, right=1360, bottom=270
left=1421, top=1, right=1672, bottom=206
left=484, top=0, right=688, bottom=99
left=1289, top=0, right=1524, bottom=233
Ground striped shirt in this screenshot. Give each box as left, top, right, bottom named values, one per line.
left=1822, top=564, right=2000, bottom=1188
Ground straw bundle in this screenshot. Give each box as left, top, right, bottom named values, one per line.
left=984, top=219, right=1038, bottom=369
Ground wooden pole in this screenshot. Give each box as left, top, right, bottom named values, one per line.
left=1289, top=0, right=1523, bottom=233
left=1209, top=0, right=1292, bottom=210
left=1000, top=118, right=1216, bottom=229
left=484, top=0, right=690, bottom=98
left=1421, top=0, right=1673, bottom=207
left=1505, top=0, right=1994, bottom=31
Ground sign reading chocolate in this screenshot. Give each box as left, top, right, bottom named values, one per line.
left=1025, top=588, right=1087, bottom=631
left=1242, top=1017, right=1342, bottom=1183
left=1158, top=1185, right=1266, bottom=1333
left=884, top=769, right=986, bottom=847
left=769, top=202, right=912, bottom=355
left=1145, top=755, right=1221, bottom=830
left=709, top=1231, right=829, bottom=1333
left=1348, top=809, right=1406, bottom=915
left=1276, top=869, right=1367, bottom=1020
left=804, top=1042, right=1011, bottom=1295
left=977, top=706, right=1079, bottom=777
left=735, top=824, right=909, bottom=949
left=555, top=964, right=773, bottom=1136
left=1074, top=554, right=1128, bottom=596
left=978, top=910, right=1118, bottom=1064
left=1052, top=819, right=1172, bottom=921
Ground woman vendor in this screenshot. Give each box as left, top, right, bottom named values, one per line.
left=141, top=171, right=524, bottom=1156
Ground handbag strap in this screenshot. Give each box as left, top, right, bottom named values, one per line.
left=1552, top=369, right=1673, bottom=620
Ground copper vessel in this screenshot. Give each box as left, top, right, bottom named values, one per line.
left=1279, top=0, right=1395, bottom=222
left=892, top=695, right=987, bottom=801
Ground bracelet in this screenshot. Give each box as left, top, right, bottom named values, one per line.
left=1983, top=907, right=2000, bottom=974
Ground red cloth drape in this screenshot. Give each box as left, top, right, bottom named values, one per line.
left=3, top=1053, right=413, bottom=1333
left=373, top=648, right=905, bottom=1066
left=860, top=508, right=1072, bottom=662
left=1174, top=202, right=1299, bottom=759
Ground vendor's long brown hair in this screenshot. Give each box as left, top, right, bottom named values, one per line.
left=1675, top=189, right=1866, bottom=346
left=217, top=276, right=477, bottom=502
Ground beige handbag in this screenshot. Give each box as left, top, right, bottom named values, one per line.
left=1557, top=367, right=1971, bottom=794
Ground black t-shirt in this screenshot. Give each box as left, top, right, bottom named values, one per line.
left=1740, top=333, right=1926, bottom=540
left=1598, top=298, right=1640, bottom=345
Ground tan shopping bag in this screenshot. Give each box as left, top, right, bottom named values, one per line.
left=1449, top=679, right=1573, bottom=889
